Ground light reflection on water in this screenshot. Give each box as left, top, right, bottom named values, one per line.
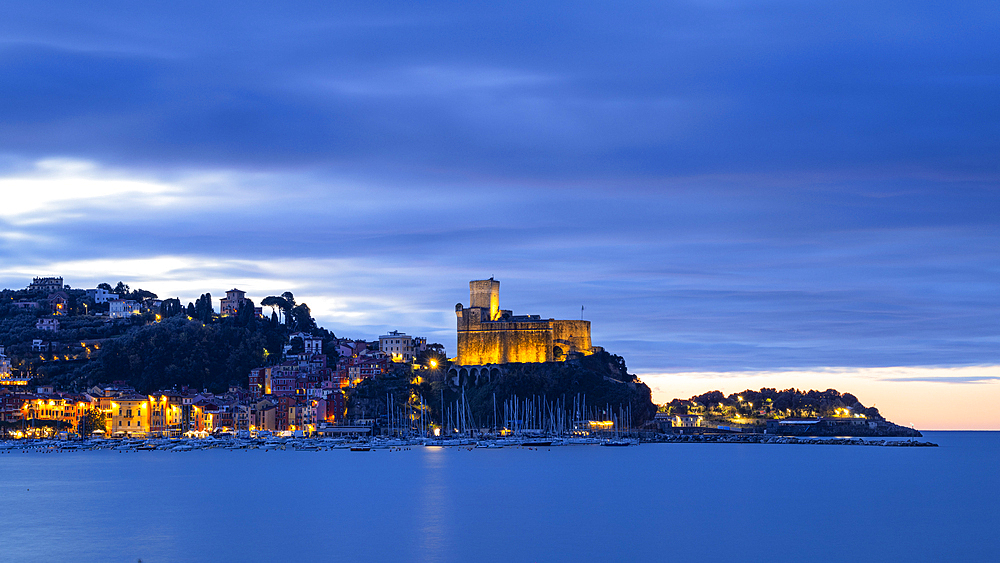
left=419, top=446, right=449, bottom=561
left=0, top=432, right=996, bottom=563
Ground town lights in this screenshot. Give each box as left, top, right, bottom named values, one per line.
left=429, top=360, right=438, bottom=369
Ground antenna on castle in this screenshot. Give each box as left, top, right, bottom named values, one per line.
left=581, top=305, right=584, bottom=320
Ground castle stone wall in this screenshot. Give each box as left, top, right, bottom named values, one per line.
left=552, top=320, right=592, bottom=357
left=457, top=324, right=553, bottom=365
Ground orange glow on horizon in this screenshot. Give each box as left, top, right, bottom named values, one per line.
left=640, top=365, right=1000, bottom=431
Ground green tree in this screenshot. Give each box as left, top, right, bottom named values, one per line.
left=236, top=299, right=255, bottom=327
left=161, top=298, right=183, bottom=318
left=261, top=296, right=289, bottom=323
left=290, top=303, right=315, bottom=332
left=83, top=408, right=107, bottom=435
left=128, top=288, right=158, bottom=301
left=194, top=293, right=214, bottom=323
left=281, top=292, right=296, bottom=326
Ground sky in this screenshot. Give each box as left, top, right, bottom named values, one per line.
left=0, top=1, right=998, bottom=428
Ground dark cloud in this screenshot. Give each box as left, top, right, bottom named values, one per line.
left=1, top=1, right=998, bottom=176
left=0, top=1, right=997, bottom=371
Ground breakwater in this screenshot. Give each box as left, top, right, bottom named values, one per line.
left=648, top=434, right=938, bottom=446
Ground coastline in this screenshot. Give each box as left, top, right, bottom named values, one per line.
left=0, top=433, right=939, bottom=453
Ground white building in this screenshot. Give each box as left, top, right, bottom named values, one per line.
left=378, top=330, right=427, bottom=363
left=36, top=318, right=60, bottom=332
left=285, top=332, right=323, bottom=357
left=0, top=345, right=11, bottom=376
left=86, top=288, right=119, bottom=303
left=109, top=299, right=141, bottom=319
left=0, top=345, right=29, bottom=386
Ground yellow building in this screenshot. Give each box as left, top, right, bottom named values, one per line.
left=190, top=403, right=214, bottom=433
left=22, top=396, right=90, bottom=433
left=455, top=278, right=593, bottom=366
left=108, top=394, right=151, bottom=437
left=148, top=394, right=183, bottom=436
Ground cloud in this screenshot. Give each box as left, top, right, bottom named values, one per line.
left=321, top=66, right=560, bottom=97
left=0, top=159, right=186, bottom=223
left=0, top=3, right=997, bottom=380
left=0, top=155, right=996, bottom=373
left=0, top=1, right=997, bottom=177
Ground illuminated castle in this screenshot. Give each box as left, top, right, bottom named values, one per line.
left=454, top=279, right=593, bottom=366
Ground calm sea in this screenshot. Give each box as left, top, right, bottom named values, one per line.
left=0, top=432, right=996, bottom=563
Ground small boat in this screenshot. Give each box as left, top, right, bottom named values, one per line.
left=521, top=440, right=552, bottom=447
left=350, top=446, right=371, bottom=452
left=427, top=439, right=461, bottom=446
left=601, top=440, right=632, bottom=447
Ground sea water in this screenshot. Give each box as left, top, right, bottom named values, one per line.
left=0, top=432, right=996, bottom=563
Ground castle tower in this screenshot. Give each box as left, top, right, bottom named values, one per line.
left=469, top=278, right=501, bottom=321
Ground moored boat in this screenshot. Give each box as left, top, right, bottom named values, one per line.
left=601, top=439, right=632, bottom=447
left=521, top=440, right=552, bottom=447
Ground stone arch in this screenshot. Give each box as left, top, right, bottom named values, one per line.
left=553, top=346, right=565, bottom=361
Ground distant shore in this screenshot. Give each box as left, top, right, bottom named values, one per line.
left=647, top=434, right=937, bottom=447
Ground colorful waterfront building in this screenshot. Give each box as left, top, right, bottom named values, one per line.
left=148, top=392, right=184, bottom=437
left=21, top=394, right=92, bottom=434
left=108, top=394, right=151, bottom=437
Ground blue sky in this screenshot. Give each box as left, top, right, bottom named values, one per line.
left=1, top=2, right=998, bottom=395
